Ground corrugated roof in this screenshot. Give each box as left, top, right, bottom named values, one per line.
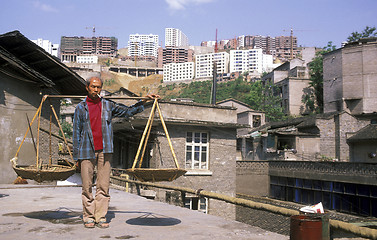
left=0, top=30, right=86, bottom=95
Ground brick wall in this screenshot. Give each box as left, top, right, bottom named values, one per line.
left=317, top=112, right=369, bottom=161
left=147, top=124, right=237, bottom=220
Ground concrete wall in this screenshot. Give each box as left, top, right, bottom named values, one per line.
left=287, top=78, right=310, bottom=116
left=361, top=43, right=377, bottom=113
left=342, top=41, right=377, bottom=115
left=323, top=49, right=343, bottom=113
left=272, top=71, right=288, bottom=83
left=142, top=101, right=237, bottom=124
left=236, top=161, right=269, bottom=196
left=317, top=113, right=369, bottom=161
left=295, top=136, right=320, bottom=160
left=350, top=141, right=377, bottom=163
left=0, top=72, right=60, bottom=183
left=324, top=40, right=377, bottom=115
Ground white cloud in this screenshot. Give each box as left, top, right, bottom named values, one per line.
left=165, top=0, right=214, bottom=11
left=33, top=1, right=58, bottom=13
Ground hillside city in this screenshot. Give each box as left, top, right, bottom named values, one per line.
left=0, top=25, right=377, bottom=239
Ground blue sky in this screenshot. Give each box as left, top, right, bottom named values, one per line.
left=1, top=0, right=376, bottom=49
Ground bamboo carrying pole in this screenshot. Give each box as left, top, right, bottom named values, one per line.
left=14, top=94, right=148, bottom=159
left=45, top=95, right=149, bottom=100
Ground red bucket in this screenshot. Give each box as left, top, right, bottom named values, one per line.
left=290, top=215, right=322, bottom=240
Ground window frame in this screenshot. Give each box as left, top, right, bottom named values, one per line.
left=184, top=196, right=208, bottom=213
left=185, top=131, right=209, bottom=170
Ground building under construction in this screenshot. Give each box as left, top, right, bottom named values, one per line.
left=60, top=36, right=118, bottom=62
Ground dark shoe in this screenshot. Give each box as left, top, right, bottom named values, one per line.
left=84, top=219, right=95, bottom=228
left=96, top=221, right=109, bottom=228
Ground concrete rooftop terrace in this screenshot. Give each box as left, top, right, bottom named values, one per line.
left=0, top=185, right=288, bottom=240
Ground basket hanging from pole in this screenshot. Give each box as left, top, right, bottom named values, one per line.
left=125, top=99, right=186, bottom=182
left=11, top=95, right=76, bottom=182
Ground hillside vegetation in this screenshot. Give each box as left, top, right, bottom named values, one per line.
left=100, top=71, right=287, bottom=122
left=158, top=77, right=287, bottom=122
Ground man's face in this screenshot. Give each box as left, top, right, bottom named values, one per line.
left=86, top=78, right=102, bottom=99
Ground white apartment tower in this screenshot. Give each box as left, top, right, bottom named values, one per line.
left=165, top=28, right=189, bottom=47
left=32, top=38, right=59, bottom=58
left=163, top=62, right=194, bottom=82
left=128, top=34, right=159, bottom=58
left=230, top=49, right=273, bottom=74
left=195, top=52, right=229, bottom=79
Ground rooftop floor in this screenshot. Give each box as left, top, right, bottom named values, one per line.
left=0, top=185, right=288, bottom=240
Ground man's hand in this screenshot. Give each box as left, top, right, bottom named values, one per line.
left=75, top=160, right=81, bottom=172
left=142, top=94, right=160, bottom=103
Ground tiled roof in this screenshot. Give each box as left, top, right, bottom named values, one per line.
left=347, top=124, right=377, bottom=142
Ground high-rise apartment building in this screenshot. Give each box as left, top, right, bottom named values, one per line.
left=163, top=62, right=194, bottom=82
left=157, top=47, right=194, bottom=68
left=32, top=38, right=59, bottom=58
left=165, top=28, right=189, bottom=47
left=60, top=36, right=117, bottom=62
left=243, top=35, right=297, bottom=60
left=128, top=34, right=159, bottom=58
left=274, top=35, right=298, bottom=60
left=229, top=49, right=273, bottom=74
left=195, top=52, right=229, bottom=79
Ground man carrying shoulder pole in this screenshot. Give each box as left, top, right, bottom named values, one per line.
left=73, top=76, right=159, bottom=228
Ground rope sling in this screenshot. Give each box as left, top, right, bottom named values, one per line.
left=125, top=98, right=186, bottom=182
left=11, top=95, right=75, bottom=182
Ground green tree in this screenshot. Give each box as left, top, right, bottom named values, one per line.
left=245, top=81, right=287, bottom=122
left=59, top=121, right=73, bottom=139
left=303, top=41, right=336, bottom=114
left=347, top=26, right=377, bottom=42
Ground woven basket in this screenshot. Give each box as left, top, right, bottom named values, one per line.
left=125, top=168, right=187, bottom=182
left=13, top=164, right=76, bottom=183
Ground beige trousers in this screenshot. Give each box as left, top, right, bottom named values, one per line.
left=80, top=151, right=111, bottom=223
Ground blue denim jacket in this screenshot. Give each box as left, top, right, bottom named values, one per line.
left=72, top=98, right=144, bottom=160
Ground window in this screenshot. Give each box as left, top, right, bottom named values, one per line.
left=184, top=196, right=208, bottom=213
left=252, top=115, right=261, bottom=128
left=185, top=132, right=209, bottom=169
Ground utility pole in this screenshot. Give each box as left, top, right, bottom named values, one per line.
left=211, top=62, right=217, bottom=105
left=290, top=28, right=293, bottom=60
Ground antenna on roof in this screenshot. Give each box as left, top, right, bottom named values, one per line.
left=215, top=29, right=218, bottom=53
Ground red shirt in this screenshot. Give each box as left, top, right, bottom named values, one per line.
left=86, top=97, right=103, bottom=151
